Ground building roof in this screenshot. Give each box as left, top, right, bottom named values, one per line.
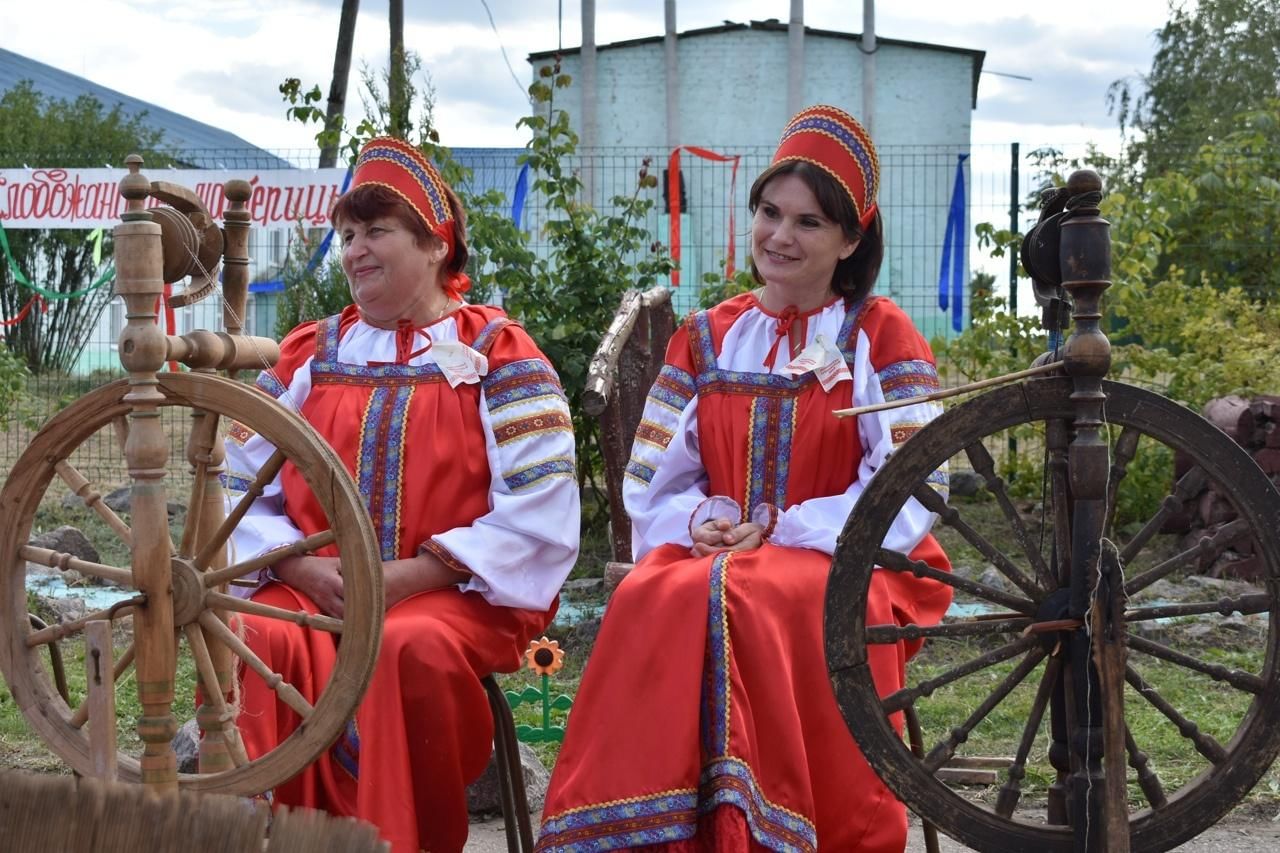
left=0, top=47, right=293, bottom=169
left=528, top=18, right=986, bottom=108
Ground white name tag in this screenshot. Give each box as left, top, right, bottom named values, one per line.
left=431, top=340, right=489, bottom=387
left=783, top=334, right=850, bottom=391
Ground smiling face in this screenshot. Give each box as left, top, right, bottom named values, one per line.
left=338, top=214, right=448, bottom=328
left=750, top=173, right=858, bottom=308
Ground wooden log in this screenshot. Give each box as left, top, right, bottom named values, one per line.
left=1197, top=490, right=1237, bottom=527
left=936, top=767, right=999, bottom=786
left=1254, top=448, right=1280, bottom=476
left=1202, top=395, right=1249, bottom=443
left=603, top=561, right=634, bottom=596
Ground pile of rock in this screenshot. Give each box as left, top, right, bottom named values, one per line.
left=1167, top=394, right=1280, bottom=580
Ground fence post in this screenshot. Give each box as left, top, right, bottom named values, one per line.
left=1008, top=142, right=1021, bottom=472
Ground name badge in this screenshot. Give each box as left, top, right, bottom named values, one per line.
left=783, top=334, right=850, bottom=391
left=431, top=340, right=489, bottom=387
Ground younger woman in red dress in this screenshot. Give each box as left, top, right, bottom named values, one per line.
left=536, top=106, right=952, bottom=852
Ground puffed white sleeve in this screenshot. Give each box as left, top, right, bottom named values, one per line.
left=621, top=363, right=712, bottom=561
left=426, top=357, right=580, bottom=611
left=767, top=337, right=949, bottom=556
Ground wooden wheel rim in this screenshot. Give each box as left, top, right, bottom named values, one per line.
left=0, top=373, right=383, bottom=795
left=825, top=378, right=1280, bottom=852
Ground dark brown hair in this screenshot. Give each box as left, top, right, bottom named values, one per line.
left=330, top=183, right=470, bottom=277
left=747, top=160, right=883, bottom=303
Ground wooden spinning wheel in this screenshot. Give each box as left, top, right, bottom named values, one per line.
left=824, top=171, right=1280, bottom=851
left=0, top=157, right=383, bottom=796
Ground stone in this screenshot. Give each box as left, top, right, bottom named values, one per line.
left=172, top=718, right=201, bottom=775
left=949, top=470, right=985, bottom=499
left=466, top=741, right=550, bottom=817
left=102, top=486, right=186, bottom=517
left=28, top=526, right=100, bottom=566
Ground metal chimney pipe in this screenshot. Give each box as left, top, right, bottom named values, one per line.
left=788, top=0, right=805, bottom=116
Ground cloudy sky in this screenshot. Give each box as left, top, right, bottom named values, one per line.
left=3, top=0, right=1173, bottom=154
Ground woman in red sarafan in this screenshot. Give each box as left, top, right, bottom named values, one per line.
left=223, top=136, right=579, bottom=853
left=536, top=106, right=952, bottom=853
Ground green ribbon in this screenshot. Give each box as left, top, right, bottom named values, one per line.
left=0, top=220, right=115, bottom=299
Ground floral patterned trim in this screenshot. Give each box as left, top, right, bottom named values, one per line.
left=703, top=553, right=732, bottom=757
left=312, top=360, right=448, bottom=383
left=698, top=758, right=818, bottom=853
left=745, top=397, right=795, bottom=513
left=254, top=370, right=288, bottom=400
left=687, top=310, right=718, bottom=375
left=471, top=317, right=513, bottom=356
left=878, top=359, right=941, bottom=401
left=226, top=421, right=256, bottom=446
left=221, top=473, right=251, bottom=494
left=624, top=458, right=657, bottom=486
left=484, top=360, right=567, bottom=410
left=836, top=296, right=879, bottom=364
left=355, top=384, right=414, bottom=560
left=504, top=457, right=575, bottom=492
left=535, top=789, right=699, bottom=851
left=420, top=538, right=471, bottom=576
left=698, top=369, right=813, bottom=398
left=646, top=365, right=696, bottom=414
left=632, top=418, right=675, bottom=452
left=493, top=410, right=574, bottom=448
left=889, top=421, right=926, bottom=447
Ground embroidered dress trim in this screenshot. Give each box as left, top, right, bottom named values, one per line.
left=493, top=410, right=574, bottom=448
left=624, top=458, right=658, bottom=486
left=687, top=310, right=718, bottom=375
left=421, top=538, right=471, bottom=575
left=255, top=370, right=288, bottom=400
left=484, top=359, right=567, bottom=410
left=702, top=553, right=733, bottom=757
left=222, top=473, right=251, bottom=494
left=504, top=456, right=575, bottom=492
left=537, top=789, right=700, bottom=850
left=355, top=384, right=414, bottom=560
left=878, top=359, right=941, bottom=400
left=471, top=317, right=513, bottom=355
left=226, top=421, right=255, bottom=446
left=697, top=757, right=818, bottom=853
left=647, top=364, right=697, bottom=413
left=633, top=418, right=675, bottom=452
left=745, top=397, right=795, bottom=512
left=331, top=717, right=360, bottom=780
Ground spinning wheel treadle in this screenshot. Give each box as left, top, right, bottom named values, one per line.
left=825, top=378, right=1280, bottom=852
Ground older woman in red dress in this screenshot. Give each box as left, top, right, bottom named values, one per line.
left=536, top=106, right=952, bottom=852
left=225, top=137, right=579, bottom=853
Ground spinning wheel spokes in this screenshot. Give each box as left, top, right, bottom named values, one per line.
left=826, top=378, right=1280, bottom=852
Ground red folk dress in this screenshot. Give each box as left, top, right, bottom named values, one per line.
left=536, top=293, right=951, bottom=852
left=224, top=303, right=579, bottom=853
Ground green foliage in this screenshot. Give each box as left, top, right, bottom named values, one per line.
left=931, top=273, right=1044, bottom=385
left=273, top=229, right=353, bottom=337
left=0, top=343, right=27, bottom=425
left=1108, top=0, right=1280, bottom=176
left=698, top=264, right=757, bottom=309
left=0, top=81, right=167, bottom=373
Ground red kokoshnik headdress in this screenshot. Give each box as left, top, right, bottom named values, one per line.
left=772, top=105, right=880, bottom=230
left=350, top=136, right=470, bottom=299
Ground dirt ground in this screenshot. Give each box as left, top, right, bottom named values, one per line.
left=462, top=808, right=1280, bottom=851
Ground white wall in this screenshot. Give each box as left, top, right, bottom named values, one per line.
left=534, top=26, right=977, bottom=338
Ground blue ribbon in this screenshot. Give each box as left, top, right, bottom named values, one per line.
left=938, top=153, right=969, bottom=332
left=511, top=162, right=530, bottom=229
left=250, top=166, right=354, bottom=294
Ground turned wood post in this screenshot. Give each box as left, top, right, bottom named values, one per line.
left=1057, top=169, right=1126, bottom=852
left=115, top=155, right=179, bottom=793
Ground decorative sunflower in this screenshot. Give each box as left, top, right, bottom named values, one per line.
left=526, top=636, right=565, bottom=676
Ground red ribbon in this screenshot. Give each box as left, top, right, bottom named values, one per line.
left=155, top=283, right=179, bottom=372
left=0, top=294, right=45, bottom=326
left=667, top=146, right=741, bottom=287
left=762, top=305, right=799, bottom=371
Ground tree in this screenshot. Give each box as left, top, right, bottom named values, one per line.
left=0, top=81, right=167, bottom=373
left=319, top=0, right=360, bottom=170
left=1109, top=0, right=1280, bottom=175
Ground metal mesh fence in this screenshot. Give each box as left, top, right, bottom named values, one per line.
left=5, top=139, right=1244, bottom=485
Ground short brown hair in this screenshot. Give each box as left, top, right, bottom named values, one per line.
left=747, top=160, right=883, bottom=303
left=330, top=183, right=470, bottom=278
